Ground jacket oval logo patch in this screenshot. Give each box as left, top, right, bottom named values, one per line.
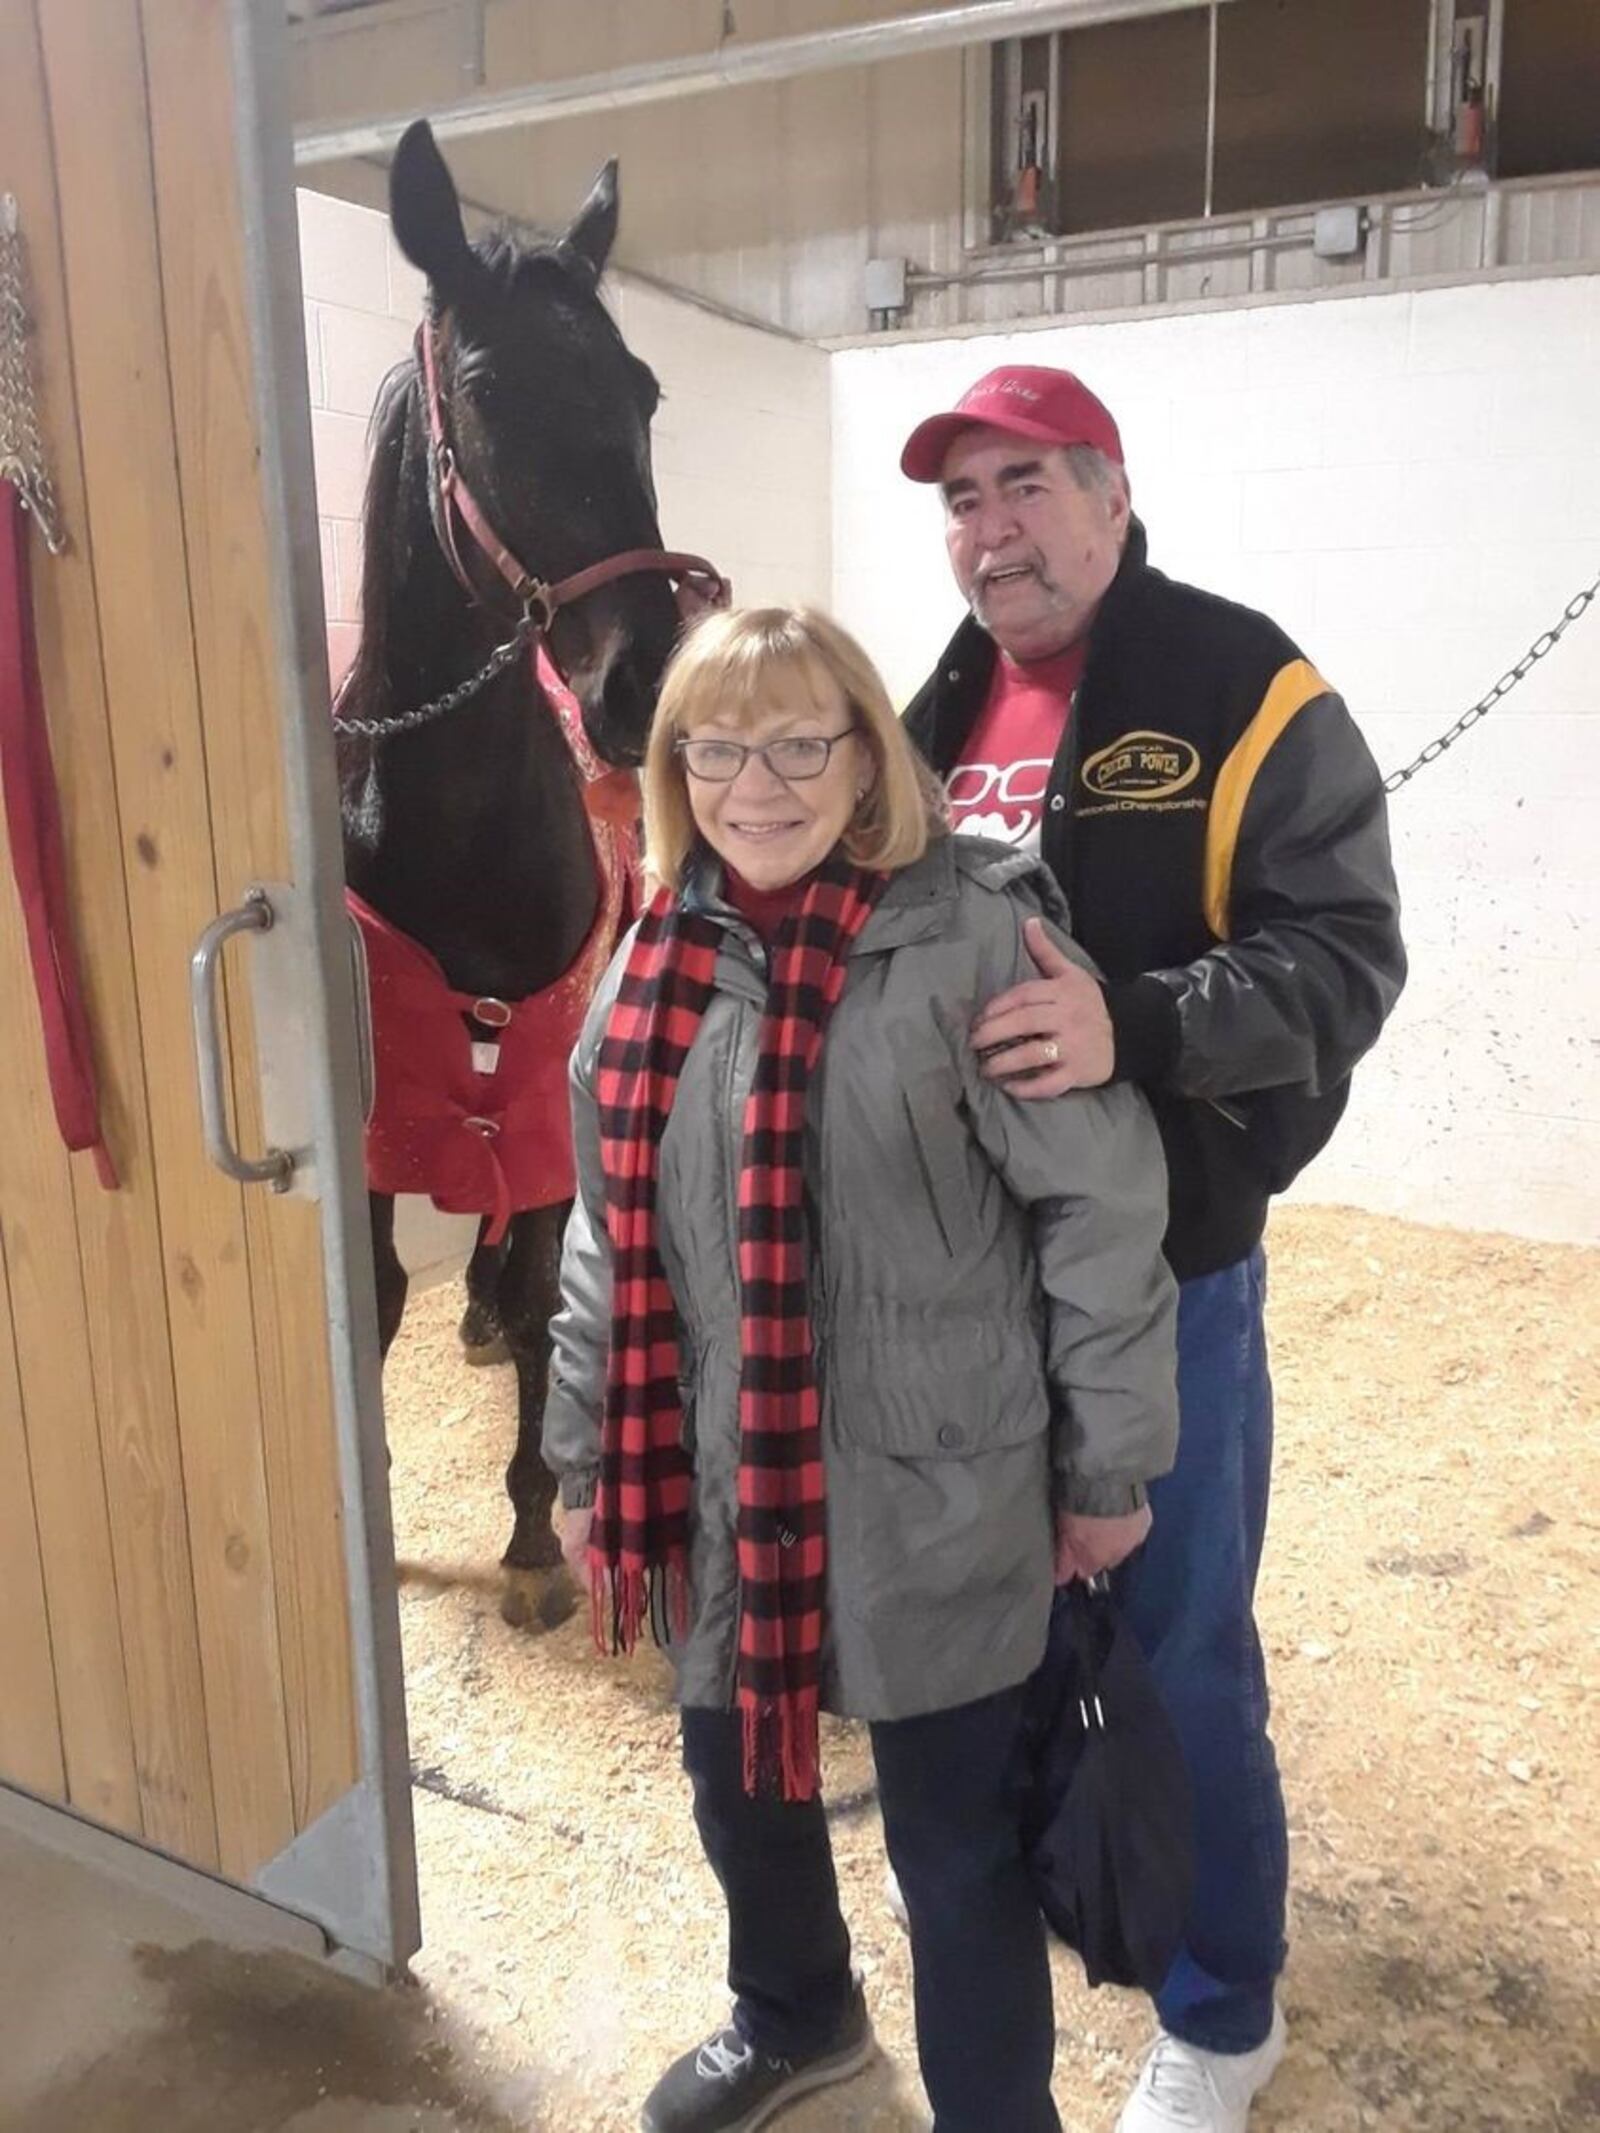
left=1080, top=730, right=1201, bottom=801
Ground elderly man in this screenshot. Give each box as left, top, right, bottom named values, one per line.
left=900, top=367, right=1405, bottom=2133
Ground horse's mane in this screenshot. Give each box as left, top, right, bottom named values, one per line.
left=337, top=360, right=413, bottom=741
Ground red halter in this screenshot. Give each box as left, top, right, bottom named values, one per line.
left=416, top=320, right=728, bottom=630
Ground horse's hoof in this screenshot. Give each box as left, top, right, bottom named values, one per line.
left=499, top=1568, right=578, bottom=1633
left=457, top=1299, right=508, bottom=1367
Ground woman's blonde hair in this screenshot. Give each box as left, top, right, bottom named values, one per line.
left=642, top=605, right=947, bottom=892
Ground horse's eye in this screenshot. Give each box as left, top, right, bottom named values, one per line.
left=456, top=360, right=497, bottom=405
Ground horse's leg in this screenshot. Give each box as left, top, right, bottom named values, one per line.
left=458, top=1217, right=510, bottom=1366
left=370, top=1190, right=409, bottom=1359
left=497, top=1203, right=571, bottom=1628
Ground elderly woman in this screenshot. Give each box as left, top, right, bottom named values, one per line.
left=544, top=607, right=1178, bottom=2133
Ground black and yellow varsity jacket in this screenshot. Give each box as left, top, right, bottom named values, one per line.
left=904, top=520, right=1406, bottom=1281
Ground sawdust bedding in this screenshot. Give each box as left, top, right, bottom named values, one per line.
left=380, top=1204, right=1600, bottom=2133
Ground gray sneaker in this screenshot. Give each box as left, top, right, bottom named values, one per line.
left=641, top=1985, right=875, bottom=2133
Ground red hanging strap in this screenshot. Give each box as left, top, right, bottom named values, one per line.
left=0, top=481, right=117, bottom=1189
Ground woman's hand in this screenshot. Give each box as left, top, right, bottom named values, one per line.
left=554, top=1501, right=595, bottom=1578
left=1053, top=1503, right=1152, bottom=1583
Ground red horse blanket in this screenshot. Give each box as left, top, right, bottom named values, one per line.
left=350, top=651, right=639, bottom=1242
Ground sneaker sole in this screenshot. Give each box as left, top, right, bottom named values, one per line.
left=642, top=2029, right=878, bottom=2133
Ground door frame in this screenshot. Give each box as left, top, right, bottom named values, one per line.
left=223, top=0, right=417, bottom=1974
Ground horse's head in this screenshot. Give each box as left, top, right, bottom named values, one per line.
left=389, top=120, right=678, bottom=767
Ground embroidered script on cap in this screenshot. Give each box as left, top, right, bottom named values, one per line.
left=899, top=365, right=1124, bottom=481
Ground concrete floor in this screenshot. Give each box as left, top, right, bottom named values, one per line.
left=0, top=1820, right=528, bottom=2133
left=0, top=1208, right=512, bottom=2133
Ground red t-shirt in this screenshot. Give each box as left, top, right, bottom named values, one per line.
left=943, top=640, right=1086, bottom=853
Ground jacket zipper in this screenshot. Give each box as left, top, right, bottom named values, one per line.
left=722, top=947, right=758, bottom=1711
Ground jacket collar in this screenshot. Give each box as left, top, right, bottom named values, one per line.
left=682, top=835, right=960, bottom=974
left=1086, top=513, right=1150, bottom=653
left=853, top=835, right=960, bottom=954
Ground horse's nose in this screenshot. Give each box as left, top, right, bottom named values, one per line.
left=567, top=628, right=657, bottom=767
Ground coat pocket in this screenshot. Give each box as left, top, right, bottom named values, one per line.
left=830, top=1313, right=1049, bottom=1460
left=902, top=1071, right=980, bottom=1258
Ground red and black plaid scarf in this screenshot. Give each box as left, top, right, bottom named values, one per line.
left=591, top=853, right=885, bottom=1800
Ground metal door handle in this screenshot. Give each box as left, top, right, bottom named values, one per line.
left=190, top=888, right=295, bottom=1190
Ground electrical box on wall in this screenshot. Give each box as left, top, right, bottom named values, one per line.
left=1312, top=205, right=1365, bottom=259
left=864, top=255, right=908, bottom=325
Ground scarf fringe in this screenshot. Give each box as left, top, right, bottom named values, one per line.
left=589, top=1552, right=691, bottom=1658
left=741, top=1686, right=821, bottom=1804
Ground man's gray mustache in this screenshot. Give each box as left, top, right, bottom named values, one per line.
left=975, top=562, right=1065, bottom=601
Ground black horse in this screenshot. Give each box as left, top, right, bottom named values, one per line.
left=336, top=121, right=689, bottom=1612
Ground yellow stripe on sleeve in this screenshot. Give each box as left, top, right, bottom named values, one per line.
left=1202, top=658, right=1330, bottom=939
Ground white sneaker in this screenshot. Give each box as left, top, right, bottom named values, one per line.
left=1116, top=2006, right=1286, bottom=2132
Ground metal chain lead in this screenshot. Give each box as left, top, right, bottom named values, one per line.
left=0, top=195, right=67, bottom=556
left=1382, top=572, right=1599, bottom=793
left=330, top=610, right=537, bottom=737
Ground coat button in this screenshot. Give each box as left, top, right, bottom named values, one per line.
left=946, top=668, right=961, bottom=683
left=1049, top=794, right=1066, bottom=812
left=937, top=1424, right=965, bottom=1450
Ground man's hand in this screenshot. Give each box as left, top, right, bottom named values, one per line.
left=1053, top=1503, right=1152, bottom=1583
left=971, top=916, right=1114, bottom=1097
left=554, top=1501, right=594, bottom=1578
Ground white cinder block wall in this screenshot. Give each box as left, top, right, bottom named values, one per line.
left=300, top=189, right=424, bottom=688
left=832, top=277, right=1600, bottom=1244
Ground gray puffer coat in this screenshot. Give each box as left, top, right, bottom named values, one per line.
left=543, top=834, right=1179, bottom=1721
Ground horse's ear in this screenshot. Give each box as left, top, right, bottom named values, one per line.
left=560, top=160, right=619, bottom=284
left=389, top=120, right=477, bottom=304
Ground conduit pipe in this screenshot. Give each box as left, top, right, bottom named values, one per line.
left=293, top=0, right=1237, bottom=166
left=906, top=228, right=1307, bottom=292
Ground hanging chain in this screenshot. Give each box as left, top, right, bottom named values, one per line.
left=330, top=609, right=538, bottom=737
left=0, top=195, right=67, bottom=557
left=1383, top=571, right=1599, bottom=793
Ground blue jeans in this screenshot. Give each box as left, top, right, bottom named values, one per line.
left=1113, top=1247, right=1288, bottom=2054
left=682, top=1687, right=1060, bottom=2133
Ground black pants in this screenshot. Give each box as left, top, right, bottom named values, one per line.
left=682, top=1687, right=1061, bottom=2133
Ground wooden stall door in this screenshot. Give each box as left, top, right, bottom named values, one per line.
left=0, top=0, right=416, bottom=1967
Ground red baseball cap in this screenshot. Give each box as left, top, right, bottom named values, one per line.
left=900, top=365, right=1123, bottom=483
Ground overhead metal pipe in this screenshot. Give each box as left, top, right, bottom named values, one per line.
left=294, top=0, right=1238, bottom=167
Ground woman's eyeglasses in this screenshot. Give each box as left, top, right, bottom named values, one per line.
left=675, top=727, right=860, bottom=783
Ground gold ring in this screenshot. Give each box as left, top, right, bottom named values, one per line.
left=1041, top=1039, right=1061, bottom=1065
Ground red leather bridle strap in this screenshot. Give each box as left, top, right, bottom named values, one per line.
left=416, top=320, right=728, bottom=627
left=545, top=547, right=729, bottom=621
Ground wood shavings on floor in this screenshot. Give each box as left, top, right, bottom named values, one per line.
left=381, top=1205, right=1600, bottom=2132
